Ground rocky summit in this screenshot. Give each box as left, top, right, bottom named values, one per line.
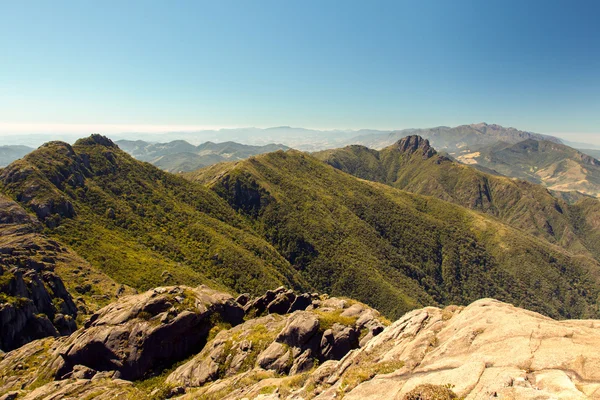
left=1, top=288, right=600, bottom=399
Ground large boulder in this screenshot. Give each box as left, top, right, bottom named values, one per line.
left=275, top=312, right=319, bottom=348
left=49, top=285, right=244, bottom=381
left=266, top=290, right=296, bottom=315
left=320, top=323, right=359, bottom=360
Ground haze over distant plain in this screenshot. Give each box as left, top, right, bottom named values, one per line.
left=0, top=1, right=598, bottom=144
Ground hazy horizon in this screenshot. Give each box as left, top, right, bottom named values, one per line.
left=2, top=0, right=599, bottom=143
left=2, top=122, right=600, bottom=149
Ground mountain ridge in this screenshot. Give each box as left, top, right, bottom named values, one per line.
left=315, top=136, right=600, bottom=263
left=457, top=138, right=600, bottom=197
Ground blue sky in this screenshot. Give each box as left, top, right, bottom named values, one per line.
left=0, top=0, right=599, bottom=140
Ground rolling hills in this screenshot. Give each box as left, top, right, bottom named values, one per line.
left=116, top=139, right=289, bottom=172
left=455, top=138, right=600, bottom=197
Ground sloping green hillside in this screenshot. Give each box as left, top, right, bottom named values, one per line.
left=0, top=135, right=305, bottom=295
left=187, top=150, right=600, bottom=319
left=314, top=136, right=600, bottom=262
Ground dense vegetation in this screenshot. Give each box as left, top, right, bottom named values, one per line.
left=188, top=149, right=600, bottom=319
left=0, top=135, right=305, bottom=295
left=3, top=134, right=600, bottom=322
left=314, top=136, right=600, bottom=263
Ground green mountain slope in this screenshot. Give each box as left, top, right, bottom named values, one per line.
left=0, top=135, right=305, bottom=295
left=457, top=139, right=600, bottom=197
left=314, top=136, right=600, bottom=262
left=187, top=149, right=600, bottom=319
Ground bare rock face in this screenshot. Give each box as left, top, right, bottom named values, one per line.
left=316, top=299, right=600, bottom=399
left=395, top=135, right=437, bottom=159
left=19, top=376, right=141, bottom=400
left=167, top=295, right=387, bottom=389
left=50, top=285, right=244, bottom=381
left=171, top=299, right=600, bottom=400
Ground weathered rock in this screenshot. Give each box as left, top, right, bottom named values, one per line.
left=324, top=299, right=600, bottom=399
left=267, top=290, right=296, bottom=315
left=235, top=293, right=250, bottom=306
left=320, top=323, right=359, bottom=360
left=50, top=285, right=244, bottom=381
left=70, top=364, right=97, bottom=379
left=19, top=377, right=140, bottom=400
left=256, top=342, right=291, bottom=373
left=289, top=348, right=314, bottom=374
left=167, top=297, right=386, bottom=390
left=288, top=293, right=312, bottom=313
left=275, top=312, right=319, bottom=347
left=166, top=314, right=287, bottom=387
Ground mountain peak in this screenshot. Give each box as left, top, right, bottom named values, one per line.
left=74, top=134, right=117, bottom=148
left=394, top=135, right=436, bottom=159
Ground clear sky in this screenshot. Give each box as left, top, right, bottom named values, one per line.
left=0, top=0, right=599, bottom=140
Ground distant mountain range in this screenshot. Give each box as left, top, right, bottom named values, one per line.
left=3, top=123, right=600, bottom=194
left=580, top=148, right=600, bottom=159
left=455, top=139, right=600, bottom=197
left=115, top=139, right=290, bottom=172
left=0, top=145, right=34, bottom=167
left=315, top=135, right=600, bottom=258
left=344, top=122, right=563, bottom=153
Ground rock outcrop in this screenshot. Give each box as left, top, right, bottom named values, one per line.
left=4, top=296, right=600, bottom=399
left=242, top=286, right=319, bottom=317
left=395, top=135, right=437, bottom=159
left=174, top=298, right=600, bottom=399
left=167, top=294, right=386, bottom=388
left=51, top=285, right=244, bottom=381
left=0, top=194, right=78, bottom=351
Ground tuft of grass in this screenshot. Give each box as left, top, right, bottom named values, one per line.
left=313, top=309, right=358, bottom=332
